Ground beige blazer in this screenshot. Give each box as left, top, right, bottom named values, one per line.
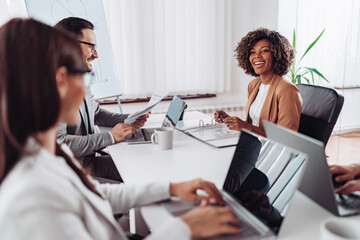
left=246, top=75, right=303, bottom=136
left=0, top=138, right=190, bottom=240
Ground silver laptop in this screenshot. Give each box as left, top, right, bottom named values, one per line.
left=161, top=129, right=308, bottom=239
left=263, top=120, right=360, bottom=217
left=126, top=96, right=186, bottom=143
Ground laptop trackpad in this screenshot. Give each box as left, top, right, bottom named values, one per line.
left=125, top=129, right=152, bottom=144
left=160, top=199, right=198, bottom=216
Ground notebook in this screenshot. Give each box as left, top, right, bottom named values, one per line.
left=125, top=96, right=186, bottom=144
left=160, top=129, right=308, bottom=239
left=177, top=119, right=240, bottom=148
left=263, top=120, right=360, bottom=217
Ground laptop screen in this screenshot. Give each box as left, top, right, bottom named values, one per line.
left=162, top=96, right=186, bottom=128
left=223, top=130, right=307, bottom=233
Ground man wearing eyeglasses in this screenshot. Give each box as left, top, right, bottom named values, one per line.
left=55, top=17, right=148, bottom=182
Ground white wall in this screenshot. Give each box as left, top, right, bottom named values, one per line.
left=229, top=0, right=280, bottom=106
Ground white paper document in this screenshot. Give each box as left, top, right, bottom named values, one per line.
left=124, top=90, right=169, bottom=124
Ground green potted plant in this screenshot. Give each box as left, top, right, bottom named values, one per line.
left=288, top=29, right=329, bottom=84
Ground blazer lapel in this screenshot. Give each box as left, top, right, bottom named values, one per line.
left=79, top=101, right=90, bottom=134
left=84, top=92, right=95, bottom=134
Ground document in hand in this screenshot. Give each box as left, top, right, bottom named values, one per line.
left=124, top=90, right=169, bottom=124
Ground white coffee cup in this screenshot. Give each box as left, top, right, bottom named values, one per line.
left=151, top=127, right=174, bottom=150
left=320, top=217, right=360, bottom=240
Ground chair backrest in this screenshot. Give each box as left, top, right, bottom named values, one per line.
left=296, top=84, right=344, bottom=147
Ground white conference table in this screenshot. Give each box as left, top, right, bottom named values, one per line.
left=108, top=111, right=235, bottom=186
left=108, top=111, right=360, bottom=239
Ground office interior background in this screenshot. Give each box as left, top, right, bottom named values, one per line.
left=1, top=0, right=359, bottom=164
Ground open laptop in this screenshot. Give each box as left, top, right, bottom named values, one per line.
left=264, top=121, right=360, bottom=217
left=125, top=96, right=186, bottom=143
left=160, top=129, right=308, bottom=239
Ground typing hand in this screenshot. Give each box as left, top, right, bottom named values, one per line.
left=336, top=179, right=360, bottom=195
left=170, top=178, right=225, bottom=206
left=109, top=123, right=136, bottom=143
left=180, top=200, right=241, bottom=238
left=329, top=164, right=360, bottom=183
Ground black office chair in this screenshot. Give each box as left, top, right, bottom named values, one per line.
left=296, top=84, right=344, bottom=147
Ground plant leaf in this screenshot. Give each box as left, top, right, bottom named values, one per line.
left=298, top=29, right=325, bottom=63
left=311, top=71, right=314, bottom=84
left=303, top=67, right=329, bottom=82
left=296, top=74, right=302, bottom=84
left=293, top=29, right=296, bottom=49
left=303, top=76, right=310, bottom=84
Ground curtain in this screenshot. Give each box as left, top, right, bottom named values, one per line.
left=0, top=0, right=27, bottom=25
left=102, top=0, right=232, bottom=98
left=293, top=0, right=360, bottom=88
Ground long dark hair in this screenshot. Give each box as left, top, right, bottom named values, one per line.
left=0, top=18, right=101, bottom=198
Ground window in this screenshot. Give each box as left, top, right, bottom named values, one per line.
left=279, top=0, right=360, bottom=88
left=102, top=0, right=232, bottom=97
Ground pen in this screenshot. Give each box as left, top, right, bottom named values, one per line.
left=218, top=115, right=224, bottom=122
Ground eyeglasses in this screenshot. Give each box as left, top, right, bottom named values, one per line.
left=78, top=40, right=97, bottom=53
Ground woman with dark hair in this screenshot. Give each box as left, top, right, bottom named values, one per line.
left=215, top=28, right=302, bottom=136
left=0, top=18, right=240, bottom=239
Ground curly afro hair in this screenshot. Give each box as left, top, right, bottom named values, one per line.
left=235, top=28, right=295, bottom=77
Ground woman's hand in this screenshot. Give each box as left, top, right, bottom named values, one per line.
left=329, top=164, right=360, bottom=183
left=214, top=110, right=229, bottom=123
left=181, top=200, right=241, bottom=238
left=170, top=179, right=224, bottom=206
left=224, top=117, right=248, bottom=131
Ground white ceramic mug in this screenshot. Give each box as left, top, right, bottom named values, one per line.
left=151, top=127, right=174, bottom=150
left=320, top=217, right=360, bottom=240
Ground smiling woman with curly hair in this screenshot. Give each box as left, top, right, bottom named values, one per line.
left=214, top=28, right=302, bottom=136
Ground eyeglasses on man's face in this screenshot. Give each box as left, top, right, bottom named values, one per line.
left=78, top=40, right=97, bottom=53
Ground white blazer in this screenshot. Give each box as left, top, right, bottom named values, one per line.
left=0, top=138, right=190, bottom=240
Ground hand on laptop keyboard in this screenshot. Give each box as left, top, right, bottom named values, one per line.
left=180, top=200, right=241, bottom=238
left=335, top=179, right=360, bottom=195
left=170, top=178, right=225, bottom=206
left=169, top=178, right=241, bottom=238
left=329, top=164, right=360, bottom=183
left=110, top=123, right=136, bottom=143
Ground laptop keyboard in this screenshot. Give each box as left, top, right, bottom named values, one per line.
left=232, top=211, right=261, bottom=239
left=336, top=193, right=360, bottom=209
left=141, top=129, right=154, bottom=141
left=162, top=201, right=261, bottom=240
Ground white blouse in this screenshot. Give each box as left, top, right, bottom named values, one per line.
left=0, top=138, right=191, bottom=240
left=249, top=83, right=270, bottom=127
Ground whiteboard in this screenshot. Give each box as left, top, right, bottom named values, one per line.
left=24, top=0, right=122, bottom=100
